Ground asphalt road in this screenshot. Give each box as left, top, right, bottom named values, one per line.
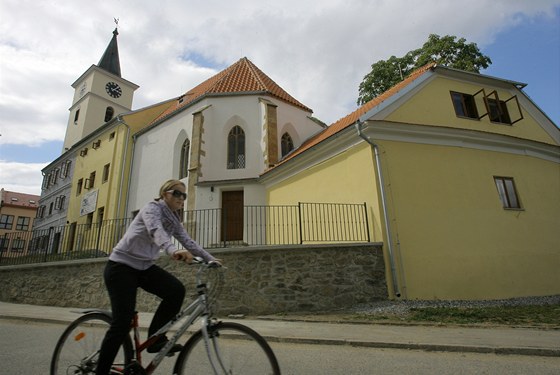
left=2, top=319, right=559, bottom=374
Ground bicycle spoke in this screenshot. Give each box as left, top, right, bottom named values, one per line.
left=50, top=313, right=132, bottom=375
left=174, top=322, right=280, bottom=375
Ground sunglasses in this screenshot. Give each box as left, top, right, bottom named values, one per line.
left=166, top=189, right=187, bottom=199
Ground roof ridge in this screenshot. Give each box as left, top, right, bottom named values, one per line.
left=204, top=57, right=247, bottom=93
left=147, top=57, right=312, bottom=126
left=243, top=57, right=268, bottom=91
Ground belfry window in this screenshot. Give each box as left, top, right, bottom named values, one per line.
left=104, top=106, right=114, bottom=122
left=74, top=109, right=80, bottom=124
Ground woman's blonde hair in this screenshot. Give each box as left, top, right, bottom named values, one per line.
left=156, top=179, right=186, bottom=200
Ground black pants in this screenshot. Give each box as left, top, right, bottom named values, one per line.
left=96, top=260, right=185, bottom=375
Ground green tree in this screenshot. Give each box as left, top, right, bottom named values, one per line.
left=358, top=34, right=492, bottom=105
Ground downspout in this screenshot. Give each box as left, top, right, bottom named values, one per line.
left=126, top=132, right=139, bottom=218
left=116, top=115, right=131, bottom=219
left=355, top=120, right=402, bottom=298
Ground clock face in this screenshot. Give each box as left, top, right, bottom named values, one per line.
left=105, top=82, right=122, bottom=98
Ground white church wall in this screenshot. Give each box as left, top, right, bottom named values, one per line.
left=126, top=108, right=196, bottom=215
left=127, top=93, right=320, bottom=217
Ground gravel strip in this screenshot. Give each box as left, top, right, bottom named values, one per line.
left=351, top=295, right=560, bottom=316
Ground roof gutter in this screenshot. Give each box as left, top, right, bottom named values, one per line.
left=355, top=120, right=402, bottom=298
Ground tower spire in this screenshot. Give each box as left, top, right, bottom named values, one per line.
left=97, top=27, right=121, bottom=77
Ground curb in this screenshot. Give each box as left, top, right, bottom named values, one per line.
left=262, top=335, right=560, bottom=358
left=2, top=313, right=559, bottom=357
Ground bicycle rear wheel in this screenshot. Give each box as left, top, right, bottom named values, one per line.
left=174, top=321, right=280, bottom=375
left=50, top=312, right=133, bottom=375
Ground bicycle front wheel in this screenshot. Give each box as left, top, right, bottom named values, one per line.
left=174, top=321, right=280, bottom=375
left=50, top=312, right=133, bottom=375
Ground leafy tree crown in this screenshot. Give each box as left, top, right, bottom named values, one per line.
left=358, top=34, right=492, bottom=105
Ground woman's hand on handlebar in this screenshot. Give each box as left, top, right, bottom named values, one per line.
left=173, top=249, right=194, bottom=263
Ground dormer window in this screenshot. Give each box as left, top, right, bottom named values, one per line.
left=104, top=106, right=114, bottom=122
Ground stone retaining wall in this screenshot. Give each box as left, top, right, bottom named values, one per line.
left=0, top=243, right=386, bottom=315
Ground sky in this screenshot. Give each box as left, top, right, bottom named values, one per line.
left=1, top=0, right=559, bottom=195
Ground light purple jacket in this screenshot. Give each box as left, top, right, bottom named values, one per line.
left=109, top=199, right=215, bottom=270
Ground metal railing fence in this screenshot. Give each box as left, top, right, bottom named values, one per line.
left=0, top=202, right=369, bottom=266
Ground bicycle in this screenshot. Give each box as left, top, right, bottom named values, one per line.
left=50, top=258, right=281, bottom=374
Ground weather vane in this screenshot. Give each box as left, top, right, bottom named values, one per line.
left=114, top=18, right=119, bottom=29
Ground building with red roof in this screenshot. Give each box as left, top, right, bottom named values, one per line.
left=0, top=189, right=40, bottom=257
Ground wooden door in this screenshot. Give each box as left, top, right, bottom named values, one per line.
left=222, top=191, right=243, bottom=242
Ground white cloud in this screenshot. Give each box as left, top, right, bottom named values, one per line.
left=0, top=160, right=46, bottom=195
left=0, top=0, right=558, bottom=193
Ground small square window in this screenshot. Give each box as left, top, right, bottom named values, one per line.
left=15, top=216, right=30, bottom=231
left=487, top=98, right=511, bottom=124
left=494, top=177, right=521, bottom=209
left=451, top=91, right=479, bottom=119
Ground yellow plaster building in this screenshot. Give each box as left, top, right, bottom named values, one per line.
left=262, top=64, right=560, bottom=301
left=63, top=102, right=173, bottom=252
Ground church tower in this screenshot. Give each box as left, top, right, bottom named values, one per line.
left=62, top=28, right=139, bottom=151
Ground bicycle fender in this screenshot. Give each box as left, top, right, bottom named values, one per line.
left=70, top=308, right=113, bottom=317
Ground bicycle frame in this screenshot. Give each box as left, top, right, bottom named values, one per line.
left=127, top=262, right=217, bottom=374
left=140, top=294, right=208, bottom=373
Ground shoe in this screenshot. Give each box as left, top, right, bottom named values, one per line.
left=147, top=337, right=183, bottom=355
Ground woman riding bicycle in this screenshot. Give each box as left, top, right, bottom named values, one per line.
left=96, top=179, right=218, bottom=375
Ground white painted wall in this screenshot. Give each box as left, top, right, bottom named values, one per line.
left=126, top=94, right=322, bottom=217
left=127, top=106, right=197, bottom=214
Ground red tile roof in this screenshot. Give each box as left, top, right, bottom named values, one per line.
left=269, top=62, right=437, bottom=168
left=149, top=57, right=312, bottom=126
left=1, top=189, right=40, bottom=208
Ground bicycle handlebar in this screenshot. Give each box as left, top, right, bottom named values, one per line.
left=192, top=256, right=223, bottom=268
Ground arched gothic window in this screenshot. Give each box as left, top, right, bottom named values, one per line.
left=227, top=126, right=245, bottom=169
left=104, top=107, right=114, bottom=122
left=281, top=132, right=294, bottom=157
left=180, top=139, right=190, bottom=179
